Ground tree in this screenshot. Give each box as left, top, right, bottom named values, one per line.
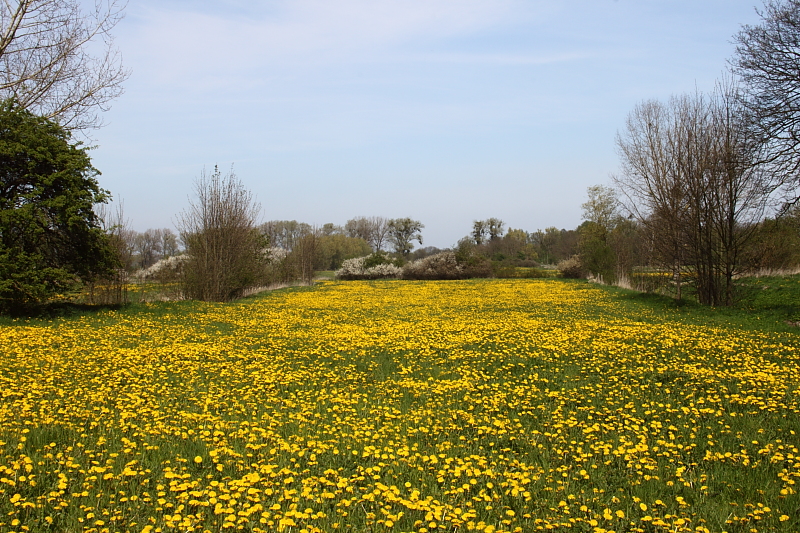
left=317, top=233, right=371, bottom=270
left=345, top=216, right=389, bottom=252
left=614, top=98, right=691, bottom=297
left=0, top=99, right=116, bottom=311
left=134, top=229, right=162, bottom=269
left=581, top=185, right=620, bottom=230
left=158, top=228, right=179, bottom=258
left=577, top=220, right=615, bottom=281
left=0, top=0, right=128, bottom=131
left=578, top=185, right=623, bottom=282
left=733, top=0, right=800, bottom=197
left=471, top=220, right=488, bottom=245
left=615, top=84, right=772, bottom=305
left=387, top=218, right=424, bottom=257
left=178, top=166, right=265, bottom=302
left=486, top=218, right=505, bottom=241
left=260, top=220, right=312, bottom=251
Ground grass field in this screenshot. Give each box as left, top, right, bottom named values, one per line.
left=1, top=278, right=799, bottom=532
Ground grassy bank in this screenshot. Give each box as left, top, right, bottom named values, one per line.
left=0, top=279, right=798, bottom=532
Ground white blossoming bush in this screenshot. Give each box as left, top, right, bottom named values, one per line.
left=402, top=251, right=464, bottom=280
left=133, top=255, right=189, bottom=282
left=367, top=262, right=403, bottom=279
left=557, top=255, right=586, bottom=279
left=335, top=256, right=402, bottom=280
left=264, top=247, right=290, bottom=262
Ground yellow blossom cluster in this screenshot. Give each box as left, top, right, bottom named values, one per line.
left=0, top=279, right=798, bottom=532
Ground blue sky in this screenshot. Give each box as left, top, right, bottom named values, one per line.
left=91, top=0, right=764, bottom=248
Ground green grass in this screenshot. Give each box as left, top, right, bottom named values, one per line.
left=1, top=278, right=798, bottom=532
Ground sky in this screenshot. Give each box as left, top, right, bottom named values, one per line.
left=89, top=0, right=765, bottom=248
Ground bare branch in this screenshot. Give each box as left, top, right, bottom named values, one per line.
left=0, top=0, right=129, bottom=131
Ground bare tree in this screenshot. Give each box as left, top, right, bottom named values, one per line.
left=96, top=200, right=135, bottom=271
left=260, top=220, right=312, bottom=251
left=157, top=228, right=179, bottom=258
left=178, top=166, right=264, bottom=302
left=344, top=216, right=389, bottom=252
left=293, top=228, right=320, bottom=284
left=134, top=229, right=162, bottom=269
left=92, top=199, right=129, bottom=304
left=0, top=0, right=129, bottom=130
left=615, top=83, right=773, bottom=305
left=615, top=98, right=693, bottom=298
left=733, top=0, right=800, bottom=200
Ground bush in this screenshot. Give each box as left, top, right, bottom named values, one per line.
left=402, top=252, right=463, bottom=280
left=178, top=166, right=266, bottom=302
left=134, top=255, right=188, bottom=283
left=558, top=256, right=586, bottom=279
left=335, top=254, right=402, bottom=280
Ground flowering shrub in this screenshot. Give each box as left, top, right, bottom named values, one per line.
left=335, top=256, right=402, bottom=280
left=558, top=255, right=586, bottom=279
left=402, top=251, right=464, bottom=280
left=132, top=254, right=188, bottom=282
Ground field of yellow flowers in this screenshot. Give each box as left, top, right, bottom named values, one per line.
left=1, top=279, right=799, bottom=533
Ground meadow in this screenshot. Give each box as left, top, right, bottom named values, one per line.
left=1, top=279, right=799, bottom=533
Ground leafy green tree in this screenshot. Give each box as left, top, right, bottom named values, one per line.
left=577, top=221, right=615, bottom=281
left=471, top=220, right=488, bottom=245
left=317, top=234, right=371, bottom=270
left=0, top=99, right=116, bottom=311
left=387, top=218, right=424, bottom=258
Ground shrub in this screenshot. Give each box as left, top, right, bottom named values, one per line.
left=134, top=255, right=188, bottom=283
left=558, top=256, right=586, bottom=279
left=178, top=166, right=266, bottom=302
left=402, top=252, right=463, bottom=280
left=335, top=255, right=402, bottom=280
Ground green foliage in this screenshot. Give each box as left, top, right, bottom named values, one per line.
left=387, top=217, right=424, bottom=257
left=363, top=250, right=398, bottom=269
left=730, top=274, right=800, bottom=323
left=0, top=99, right=117, bottom=313
left=317, top=234, right=371, bottom=270
left=578, top=220, right=616, bottom=281
left=740, top=212, right=800, bottom=272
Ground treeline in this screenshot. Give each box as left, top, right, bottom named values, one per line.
left=569, top=186, right=800, bottom=297
left=7, top=1, right=800, bottom=312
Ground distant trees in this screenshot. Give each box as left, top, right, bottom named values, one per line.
left=178, top=166, right=265, bottom=302
left=387, top=218, right=424, bottom=257
left=344, top=216, right=390, bottom=252
left=0, top=0, right=129, bottom=130
left=530, top=227, right=579, bottom=265
left=260, top=220, right=312, bottom=251
left=317, top=234, right=372, bottom=270
left=130, top=228, right=179, bottom=270
left=471, top=218, right=505, bottom=245
left=0, top=100, right=117, bottom=311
